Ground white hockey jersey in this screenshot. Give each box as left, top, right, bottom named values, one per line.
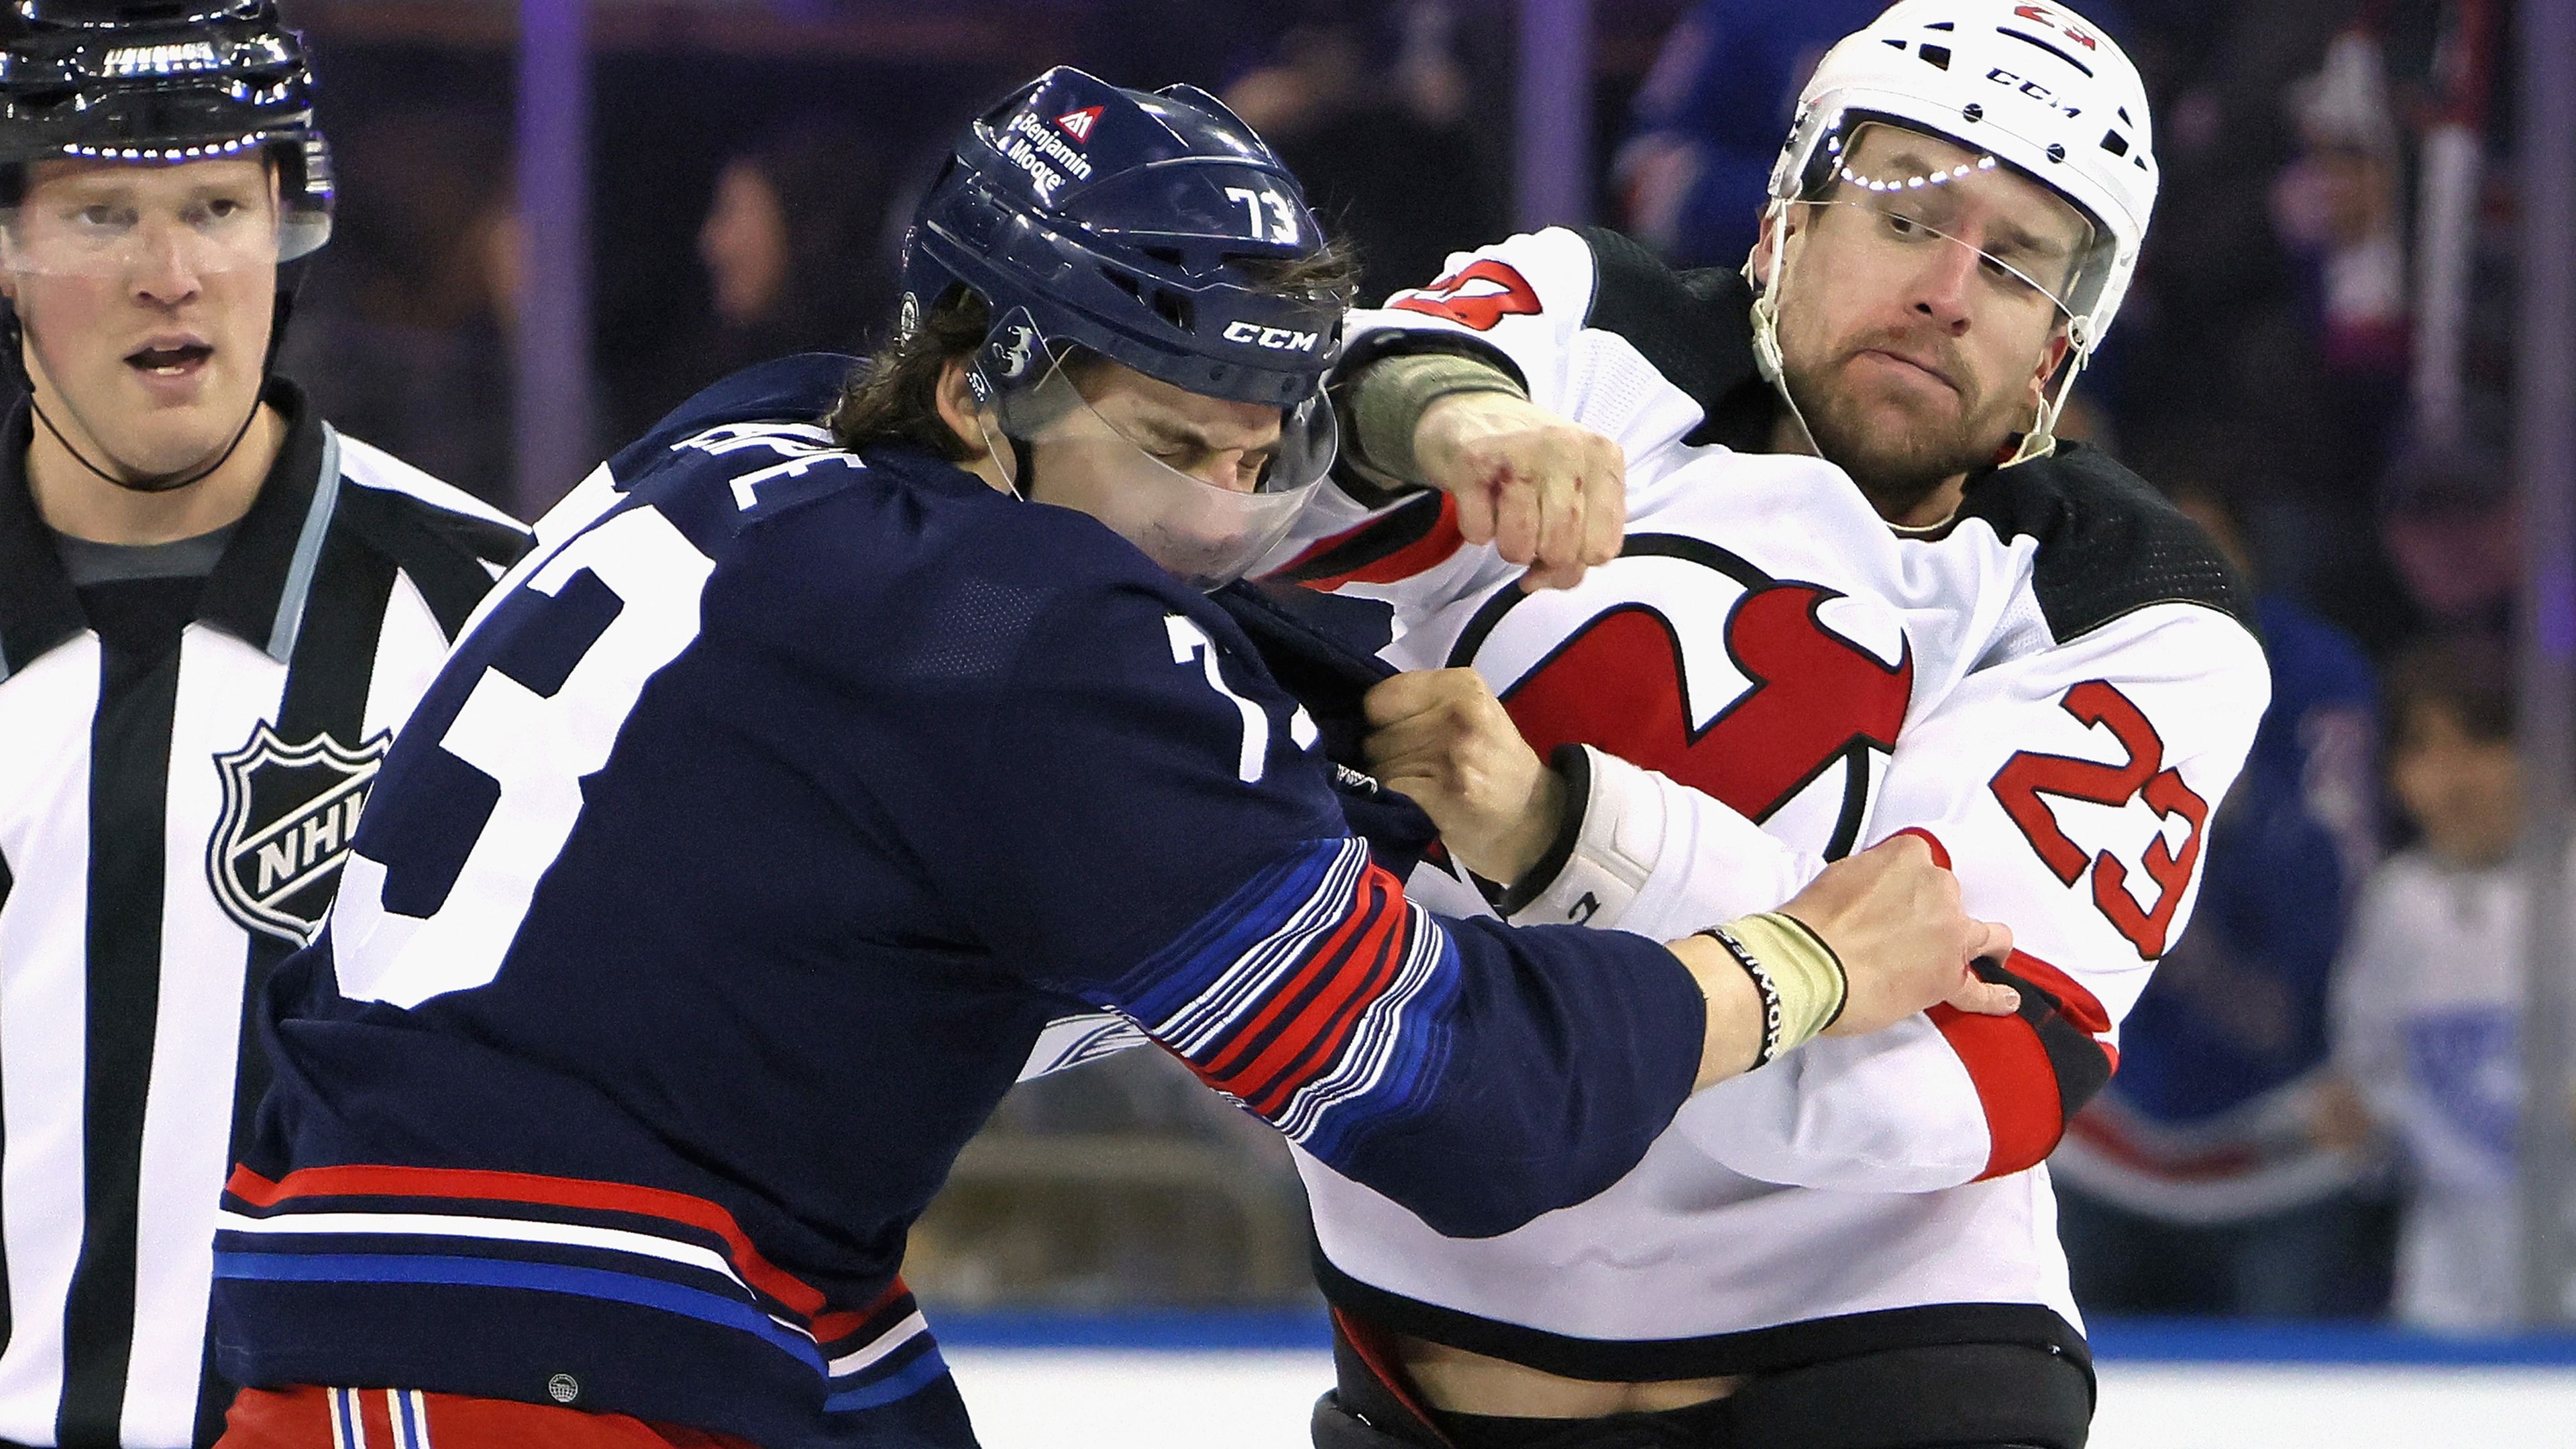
left=1265, top=227, right=2273, bottom=1379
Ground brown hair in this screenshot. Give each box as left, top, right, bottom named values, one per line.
left=822, top=238, right=1361, bottom=459
left=2384, top=633, right=2516, bottom=751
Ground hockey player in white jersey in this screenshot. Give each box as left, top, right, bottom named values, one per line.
left=1273, top=4, right=2271, bottom=1446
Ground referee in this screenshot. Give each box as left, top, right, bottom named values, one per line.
left=0, top=6, right=529, bottom=1446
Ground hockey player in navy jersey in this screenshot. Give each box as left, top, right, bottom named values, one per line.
left=201, top=70, right=2015, bottom=1449
left=1267, top=3, right=2273, bottom=1447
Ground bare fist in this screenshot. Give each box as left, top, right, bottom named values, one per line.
left=1413, top=391, right=1626, bottom=592
left=1362, top=668, right=1565, bottom=885
left=1777, top=834, right=2019, bottom=1036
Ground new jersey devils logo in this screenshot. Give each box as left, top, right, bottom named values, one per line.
left=1450, top=535, right=1912, bottom=859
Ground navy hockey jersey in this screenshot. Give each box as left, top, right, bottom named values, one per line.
left=206, top=356, right=1707, bottom=1449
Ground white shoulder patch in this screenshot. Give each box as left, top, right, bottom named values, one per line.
left=333, top=431, right=531, bottom=536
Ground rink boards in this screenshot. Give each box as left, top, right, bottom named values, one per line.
left=936, top=1315, right=2576, bottom=1449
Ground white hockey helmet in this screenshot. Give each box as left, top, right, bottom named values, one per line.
left=1754, top=0, right=2157, bottom=460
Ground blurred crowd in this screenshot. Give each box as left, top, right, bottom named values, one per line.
left=184, top=0, right=2563, bottom=1322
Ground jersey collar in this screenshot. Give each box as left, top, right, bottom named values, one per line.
left=0, top=376, right=333, bottom=682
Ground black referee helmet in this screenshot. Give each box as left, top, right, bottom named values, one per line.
left=0, top=3, right=332, bottom=248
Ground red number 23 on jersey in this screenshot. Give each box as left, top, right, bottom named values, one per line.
left=1989, top=680, right=2210, bottom=959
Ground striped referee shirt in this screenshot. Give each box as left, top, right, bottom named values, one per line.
left=0, top=381, right=530, bottom=1448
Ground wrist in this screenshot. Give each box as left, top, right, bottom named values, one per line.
left=1349, top=352, right=1525, bottom=484
left=1495, top=745, right=1666, bottom=928
left=1696, top=912, right=1849, bottom=1071
left=1486, top=761, right=1570, bottom=889
left=1672, top=932, right=1764, bottom=1089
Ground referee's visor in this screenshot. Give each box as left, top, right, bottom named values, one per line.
left=0, top=157, right=323, bottom=277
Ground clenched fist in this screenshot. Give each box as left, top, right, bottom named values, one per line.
left=1413, top=391, right=1626, bottom=592
left=1362, top=667, right=1564, bottom=885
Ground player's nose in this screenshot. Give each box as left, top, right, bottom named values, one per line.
left=1907, top=244, right=1977, bottom=334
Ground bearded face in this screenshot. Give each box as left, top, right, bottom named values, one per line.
left=1759, top=126, right=2090, bottom=519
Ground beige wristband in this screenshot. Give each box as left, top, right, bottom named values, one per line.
left=1721, top=912, right=1849, bottom=1055
left=1346, top=352, right=1527, bottom=484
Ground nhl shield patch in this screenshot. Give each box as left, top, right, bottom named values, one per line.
left=207, top=722, right=391, bottom=945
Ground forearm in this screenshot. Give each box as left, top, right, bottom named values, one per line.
left=1666, top=912, right=1847, bottom=1090
left=1340, top=350, right=1527, bottom=492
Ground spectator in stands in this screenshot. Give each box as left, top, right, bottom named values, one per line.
left=1220, top=0, right=1503, bottom=303
left=698, top=119, right=894, bottom=366
left=2271, top=30, right=2410, bottom=507
left=2381, top=430, right=2518, bottom=639
left=2053, top=482, right=2390, bottom=1318
left=612, top=115, right=898, bottom=443
left=2329, top=636, right=2530, bottom=1332
left=277, top=107, right=520, bottom=508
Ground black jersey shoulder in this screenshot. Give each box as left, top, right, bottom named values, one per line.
left=1576, top=226, right=1776, bottom=452
left=1957, top=442, right=2253, bottom=643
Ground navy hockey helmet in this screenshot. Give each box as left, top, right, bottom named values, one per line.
left=898, top=68, right=1350, bottom=590
left=900, top=66, right=1343, bottom=412
left=0, top=1, right=333, bottom=260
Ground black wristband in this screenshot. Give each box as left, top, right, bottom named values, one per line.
left=1698, top=924, right=1784, bottom=1070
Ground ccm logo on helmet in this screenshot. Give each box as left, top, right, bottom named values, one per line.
left=1984, top=67, right=2084, bottom=119
left=1223, top=320, right=1322, bottom=352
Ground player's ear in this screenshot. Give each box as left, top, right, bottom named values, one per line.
left=1750, top=211, right=1780, bottom=278
left=932, top=356, right=993, bottom=462
left=2025, top=327, right=2074, bottom=411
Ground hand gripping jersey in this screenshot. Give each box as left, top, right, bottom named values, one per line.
left=207, top=356, right=1714, bottom=1449
left=1265, top=228, right=2272, bottom=1382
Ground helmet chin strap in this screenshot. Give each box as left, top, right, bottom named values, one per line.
left=3, top=259, right=307, bottom=498
left=8, top=309, right=268, bottom=497
left=1743, top=198, right=1824, bottom=460
left=970, top=409, right=1032, bottom=502
left=2005, top=315, right=2094, bottom=467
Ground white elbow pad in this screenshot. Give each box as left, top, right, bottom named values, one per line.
left=1495, top=745, right=1670, bottom=930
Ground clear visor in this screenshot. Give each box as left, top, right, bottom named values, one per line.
left=988, top=345, right=1336, bottom=592
left=0, top=170, right=323, bottom=277
left=1801, top=136, right=2103, bottom=323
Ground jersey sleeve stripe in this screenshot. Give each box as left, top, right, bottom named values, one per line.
left=1927, top=949, right=2117, bottom=1180
left=1110, top=838, right=1462, bottom=1160
left=1208, top=864, right=1408, bottom=1101
left=1268, top=493, right=1466, bottom=589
